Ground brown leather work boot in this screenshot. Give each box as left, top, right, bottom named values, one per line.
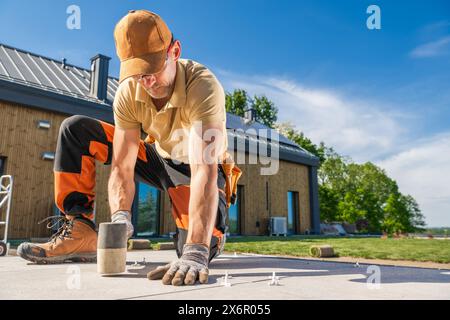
left=17, top=216, right=97, bottom=264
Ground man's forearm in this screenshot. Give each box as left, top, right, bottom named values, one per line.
left=108, top=166, right=135, bottom=214
left=186, top=166, right=219, bottom=247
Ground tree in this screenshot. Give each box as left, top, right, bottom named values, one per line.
left=403, top=194, right=426, bottom=232
left=273, top=115, right=424, bottom=234
left=318, top=157, right=401, bottom=233
left=251, top=95, right=278, bottom=128
left=318, top=184, right=340, bottom=222
left=337, top=190, right=367, bottom=223
left=318, top=153, right=350, bottom=191
left=225, top=90, right=278, bottom=128
left=383, top=193, right=426, bottom=234
left=225, top=89, right=248, bottom=117
left=347, top=162, right=398, bottom=232
left=383, top=192, right=408, bottom=234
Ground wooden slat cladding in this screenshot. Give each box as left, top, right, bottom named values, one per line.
left=0, top=100, right=113, bottom=238
left=0, top=100, right=63, bottom=238
left=1, top=100, right=312, bottom=238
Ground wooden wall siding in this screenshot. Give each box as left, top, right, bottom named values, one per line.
left=0, top=100, right=113, bottom=238
left=1, top=100, right=312, bottom=238
left=0, top=101, right=63, bottom=238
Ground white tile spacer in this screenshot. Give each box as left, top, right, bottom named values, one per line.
left=132, top=261, right=139, bottom=267
left=354, top=262, right=360, bottom=268
left=268, top=271, right=280, bottom=286
left=233, top=252, right=238, bottom=257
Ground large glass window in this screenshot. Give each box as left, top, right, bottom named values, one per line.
left=287, top=191, right=299, bottom=234
left=134, top=183, right=161, bottom=237
left=227, top=185, right=243, bottom=235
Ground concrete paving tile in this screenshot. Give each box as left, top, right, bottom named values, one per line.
left=1, top=250, right=449, bottom=300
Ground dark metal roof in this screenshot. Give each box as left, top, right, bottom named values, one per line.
left=0, top=42, right=319, bottom=166
left=227, top=112, right=297, bottom=147
left=0, top=43, right=119, bottom=105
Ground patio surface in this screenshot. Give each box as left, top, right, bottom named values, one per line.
left=1, top=250, right=449, bottom=300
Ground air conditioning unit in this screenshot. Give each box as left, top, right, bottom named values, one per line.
left=269, top=217, right=287, bottom=236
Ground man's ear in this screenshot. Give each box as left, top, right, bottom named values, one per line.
left=172, top=40, right=182, bottom=61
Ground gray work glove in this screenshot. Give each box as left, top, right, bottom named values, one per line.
left=147, top=243, right=209, bottom=286
left=111, top=210, right=134, bottom=239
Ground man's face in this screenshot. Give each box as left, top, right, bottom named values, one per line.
left=136, top=40, right=181, bottom=99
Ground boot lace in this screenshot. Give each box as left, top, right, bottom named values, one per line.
left=38, top=216, right=74, bottom=243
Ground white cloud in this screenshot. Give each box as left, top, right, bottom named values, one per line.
left=420, top=20, right=450, bottom=35
left=377, top=134, right=450, bottom=227
left=410, top=35, right=450, bottom=58
left=217, top=71, right=409, bottom=162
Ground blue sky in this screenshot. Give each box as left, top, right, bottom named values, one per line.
left=0, top=0, right=449, bottom=227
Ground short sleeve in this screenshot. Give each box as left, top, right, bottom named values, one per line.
left=187, top=70, right=228, bottom=159
left=113, top=80, right=141, bottom=129
left=188, top=74, right=226, bottom=126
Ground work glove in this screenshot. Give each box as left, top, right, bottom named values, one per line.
left=147, top=243, right=209, bottom=286
left=111, top=210, right=134, bottom=239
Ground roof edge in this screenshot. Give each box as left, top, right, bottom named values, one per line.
left=0, top=42, right=119, bottom=81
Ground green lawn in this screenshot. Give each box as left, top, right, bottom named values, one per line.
left=10, top=235, right=449, bottom=264
left=222, top=236, right=450, bottom=264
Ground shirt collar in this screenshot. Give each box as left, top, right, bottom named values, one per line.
left=168, top=60, right=187, bottom=109
left=135, top=80, right=148, bottom=103
left=134, top=60, right=186, bottom=110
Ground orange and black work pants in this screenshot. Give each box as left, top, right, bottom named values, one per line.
left=54, top=115, right=228, bottom=262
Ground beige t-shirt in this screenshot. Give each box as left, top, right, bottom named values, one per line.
left=113, top=59, right=228, bottom=164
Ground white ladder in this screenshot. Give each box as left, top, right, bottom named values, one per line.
left=0, top=175, right=13, bottom=255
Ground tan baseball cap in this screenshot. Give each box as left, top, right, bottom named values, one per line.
left=114, top=10, right=173, bottom=83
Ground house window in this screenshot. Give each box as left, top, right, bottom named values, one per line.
left=0, top=157, right=6, bottom=176
left=133, top=182, right=161, bottom=237
left=287, top=191, right=299, bottom=234
left=227, top=185, right=244, bottom=235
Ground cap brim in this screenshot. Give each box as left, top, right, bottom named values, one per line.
left=119, top=50, right=167, bottom=83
